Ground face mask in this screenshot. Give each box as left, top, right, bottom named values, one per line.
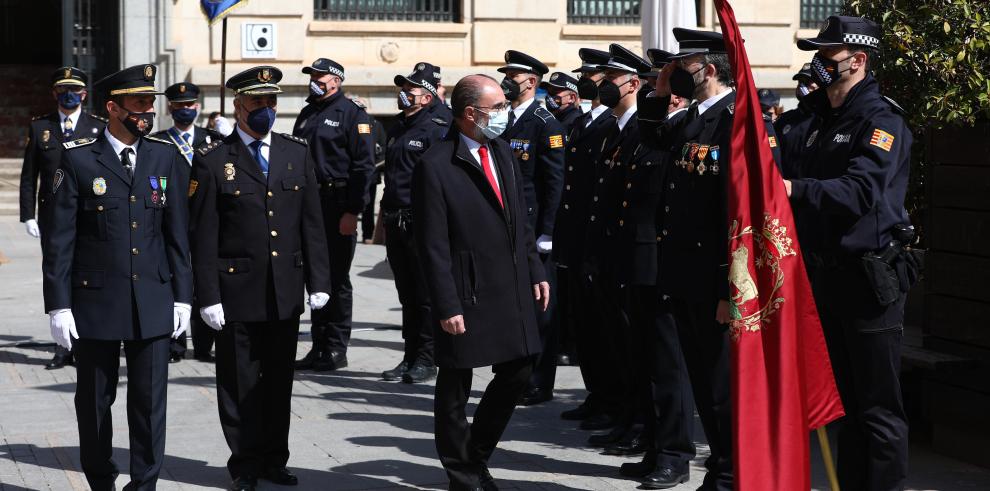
left=171, top=107, right=197, bottom=125
left=577, top=78, right=599, bottom=100
left=397, top=90, right=420, bottom=110
left=475, top=108, right=509, bottom=140
left=245, top=106, right=276, bottom=135
left=795, top=83, right=813, bottom=100
left=500, top=77, right=522, bottom=102
left=670, top=66, right=704, bottom=99
left=118, top=108, right=155, bottom=138
left=309, top=80, right=327, bottom=98
left=598, top=79, right=631, bottom=108
left=544, top=94, right=561, bottom=112
left=810, top=53, right=854, bottom=89
left=58, top=91, right=82, bottom=110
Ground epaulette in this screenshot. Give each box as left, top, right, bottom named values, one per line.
left=883, top=96, right=907, bottom=116
left=279, top=133, right=309, bottom=146
left=31, top=114, right=46, bottom=122
left=87, top=113, right=108, bottom=123
left=62, top=137, right=97, bottom=150
left=431, top=117, right=448, bottom=126
left=198, top=139, right=223, bottom=156
left=534, top=106, right=555, bottom=123
left=144, top=135, right=173, bottom=145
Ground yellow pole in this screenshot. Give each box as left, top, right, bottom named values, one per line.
left=816, top=426, right=840, bottom=491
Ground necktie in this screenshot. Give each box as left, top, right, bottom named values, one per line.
left=63, top=118, right=74, bottom=139
left=477, top=145, right=503, bottom=208
left=250, top=140, right=269, bottom=178
left=120, top=148, right=134, bottom=179
left=686, top=102, right=700, bottom=122
left=182, top=132, right=191, bottom=144
left=508, top=110, right=516, bottom=128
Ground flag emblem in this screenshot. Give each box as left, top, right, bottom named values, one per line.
left=768, top=136, right=777, bottom=148
left=549, top=134, right=564, bottom=148
left=358, top=123, right=372, bottom=134
left=870, top=129, right=894, bottom=151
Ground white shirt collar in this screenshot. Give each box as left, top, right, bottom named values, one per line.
left=458, top=132, right=501, bottom=192
left=104, top=128, right=140, bottom=163
left=586, top=104, right=610, bottom=128
left=511, top=97, right=536, bottom=124
left=616, top=105, right=638, bottom=131
left=236, top=124, right=271, bottom=149
left=59, top=108, right=81, bottom=129
left=175, top=125, right=196, bottom=143
left=697, top=88, right=734, bottom=116
left=667, top=107, right=688, bottom=119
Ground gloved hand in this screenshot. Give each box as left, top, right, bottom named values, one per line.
left=24, top=219, right=40, bottom=238
left=309, top=292, right=330, bottom=310
left=212, top=115, right=234, bottom=137
left=536, top=234, right=553, bottom=254
left=173, top=303, right=191, bottom=339
left=200, top=303, right=226, bottom=331
left=49, top=309, right=79, bottom=349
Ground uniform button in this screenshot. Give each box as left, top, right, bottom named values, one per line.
left=132, top=274, right=139, bottom=281
left=564, top=204, right=570, bottom=210
left=604, top=159, right=611, bottom=165
left=622, top=201, right=628, bottom=208
left=571, top=147, right=577, bottom=153
left=568, top=166, right=574, bottom=171
left=267, top=191, right=274, bottom=198
left=665, top=206, right=670, bottom=212
left=593, top=196, right=598, bottom=202
left=272, top=250, right=279, bottom=257
left=590, top=215, right=596, bottom=222
left=646, top=161, right=652, bottom=166
left=662, top=229, right=668, bottom=236
left=97, top=205, right=104, bottom=211
left=129, top=195, right=136, bottom=203
left=619, top=219, right=624, bottom=226
left=228, top=267, right=235, bottom=273
left=565, top=185, right=571, bottom=190
left=631, top=164, right=637, bottom=170
left=268, top=210, right=274, bottom=217
left=697, top=242, right=703, bottom=247
left=669, top=183, right=675, bottom=190
left=626, top=183, right=632, bottom=189
left=599, top=178, right=604, bottom=183
left=234, top=190, right=241, bottom=196
left=131, top=248, right=139, bottom=255
left=82, top=280, right=88, bottom=286
left=656, top=236, right=662, bottom=242
left=271, top=230, right=278, bottom=237
left=131, top=221, right=138, bottom=229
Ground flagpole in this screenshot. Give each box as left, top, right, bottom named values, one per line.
left=816, top=426, right=841, bottom=491
left=220, top=17, right=228, bottom=116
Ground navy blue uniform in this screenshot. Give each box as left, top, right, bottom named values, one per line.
left=552, top=105, right=584, bottom=137
left=500, top=101, right=566, bottom=237
left=774, top=106, right=817, bottom=179
left=292, top=90, right=375, bottom=356
left=382, top=102, right=449, bottom=367
left=784, top=74, right=912, bottom=491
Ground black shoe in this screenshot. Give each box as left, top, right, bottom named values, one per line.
left=294, top=348, right=321, bottom=370
left=620, top=459, right=655, bottom=478
left=603, top=432, right=646, bottom=456
left=229, top=476, right=257, bottom=491
left=642, top=468, right=689, bottom=489
left=262, top=467, right=298, bottom=486
left=382, top=360, right=411, bottom=381
left=560, top=403, right=595, bottom=421
left=402, top=363, right=437, bottom=383
left=518, top=387, right=552, bottom=406
left=555, top=353, right=572, bottom=366
left=313, top=351, right=348, bottom=372
left=579, top=413, right=616, bottom=431
left=587, top=424, right=628, bottom=447
left=169, top=352, right=184, bottom=363
left=194, top=352, right=216, bottom=363
left=45, top=351, right=73, bottom=370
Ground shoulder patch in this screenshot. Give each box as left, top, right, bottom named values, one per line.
left=431, top=117, right=449, bottom=126
left=279, top=133, right=309, bottom=146
left=62, top=137, right=97, bottom=150
left=534, top=106, right=554, bottom=123
left=357, top=123, right=372, bottom=134
left=548, top=134, right=564, bottom=149
left=144, top=135, right=173, bottom=145
left=869, top=128, right=895, bottom=152
left=882, top=96, right=907, bottom=116
left=198, top=139, right=223, bottom=156
left=88, top=113, right=109, bottom=123
left=727, top=103, right=735, bottom=115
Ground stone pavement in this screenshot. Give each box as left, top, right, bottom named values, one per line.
left=1, top=215, right=989, bottom=490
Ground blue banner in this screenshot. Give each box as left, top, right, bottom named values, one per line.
left=200, top=0, right=248, bottom=25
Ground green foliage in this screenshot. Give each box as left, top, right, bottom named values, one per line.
left=846, top=0, right=990, bottom=128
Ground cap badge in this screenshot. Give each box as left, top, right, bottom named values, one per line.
left=504, top=52, right=511, bottom=63
left=259, top=69, right=272, bottom=83
left=551, top=73, right=559, bottom=81
left=63, top=68, right=72, bottom=79
left=179, top=84, right=186, bottom=93
left=416, top=63, right=425, bottom=70
left=820, top=18, right=831, bottom=35
left=144, top=65, right=154, bottom=80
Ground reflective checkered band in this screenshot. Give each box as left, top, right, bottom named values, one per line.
left=843, top=33, right=879, bottom=48
left=419, top=79, right=437, bottom=96
left=326, top=66, right=345, bottom=79
left=565, top=81, right=578, bottom=92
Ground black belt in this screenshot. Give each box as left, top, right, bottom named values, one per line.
left=319, top=179, right=349, bottom=189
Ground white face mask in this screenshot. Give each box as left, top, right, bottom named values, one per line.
left=475, top=108, right=509, bottom=139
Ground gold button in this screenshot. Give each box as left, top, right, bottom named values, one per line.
left=132, top=274, right=139, bottom=281
left=131, top=221, right=138, bottom=229
left=619, top=219, right=624, bottom=226
left=234, top=190, right=241, bottom=196
left=272, top=250, right=279, bottom=257
left=271, top=230, right=278, bottom=237
left=97, top=205, right=104, bottom=211
left=570, top=147, right=577, bottom=153
left=82, top=280, right=88, bottom=286
left=267, top=191, right=273, bottom=197
left=268, top=210, right=274, bottom=217
left=129, top=195, right=136, bottom=203
left=132, top=248, right=139, bottom=255
left=622, top=201, right=628, bottom=207
left=657, top=236, right=662, bottom=242
left=293, top=185, right=300, bottom=191
left=228, top=267, right=235, bottom=273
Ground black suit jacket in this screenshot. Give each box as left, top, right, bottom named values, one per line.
left=500, top=101, right=566, bottom=238
left=413, top=128, right=545, bottom=369
left=20, top=111, right=106, bottom=224
left=189, top=132, right=331, bottom=322
left=42, top=134, right=193, bottom=340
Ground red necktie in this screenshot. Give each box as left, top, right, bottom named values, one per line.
left=477, top=145, right=503, bottom=208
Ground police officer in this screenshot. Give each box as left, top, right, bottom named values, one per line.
left=380, top=62, right=450, bottom=384
left=775, top=62, right=819, bottom=172
left=42, top=63, right=193, bottom=491
left=496, top=50, right=566, bottom=407
left=20, top=66, right=106, bottom=369
left=540, top=72, right=583, bottom=135
left=292, top=58, right=375, bottom=371
left=757, top=88, right=781, bottom=122
left=189, top=66, right=331, bottom=491
left=784, top=16, right=912, bottom=491
left=638, top=28, right=781, bottom=490
left=152, top=81, right=223, bottom=363
left=554, top=47, right=619, bottom=424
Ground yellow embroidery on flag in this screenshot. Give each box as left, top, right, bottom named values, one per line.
left=549, top=134, right=564, bottom=149
left=869, top=129, right=894, bottom=151
left=357, top=123, right=372, bottom=134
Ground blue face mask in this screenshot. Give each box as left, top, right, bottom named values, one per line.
left=171, top=107, right=197, bottom=125
left=245, top=106, right=276, bottom=135
left=58, top=91, right=82, bottom=109
left=544, top=94, right=561, bottom=112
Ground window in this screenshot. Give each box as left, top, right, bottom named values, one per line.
left=568, top=0, right=641, bottom=25
left=314, top=0, right=460, bottom=22
left=801, top=0, right=844, bottom=29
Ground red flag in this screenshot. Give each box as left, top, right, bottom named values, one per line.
left=711, top=1, right=845, bottom=489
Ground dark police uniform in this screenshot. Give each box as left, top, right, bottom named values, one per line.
left=788, top=17, right=912, bottom=491
left=541, top=72, right=584, bottom=135
left=381, top=63, right=450, bottom=381
left=20, top=66, right=106, bottom=370
left=42, top=63, right=192, bottom=491
left=292, top=58, right=375, bottom=368
left=638, top=29, right=782, bottom=491
left=774, top=63, right=819, bottom=177
left=151, top=81, right=223, bottom=363
left=189, top=66, right=331, bottom=486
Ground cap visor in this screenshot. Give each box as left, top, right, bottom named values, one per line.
left=54, top=80, right=86, bottom=87
left=167, top=96, right=197, bottom=102
left=302, top=66, right=328, bottom=75
left=239, top=86, right=283, bottom=95
left=797, top=37, right=843, bottom=51
left=394, top=75, right=420, bottom=88
left=597, top=63, right=637, bottom=74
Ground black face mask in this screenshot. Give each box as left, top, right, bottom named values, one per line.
left=810, top=53, right=854, bottom=89
left=670, top=66, right=704, bottom=99
left=118, top=108, right=155, bottom=138
left=598, top=79, right=631, bottom=108
left=500, top=77, right=522, bottom=102
left=795, top=82, right=813, bottom=100
left=577, top=77, right=599, bottom=100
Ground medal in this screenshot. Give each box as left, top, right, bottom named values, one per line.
left=150, top=176, right=159, bottom=190
left=697, top=145, right=710, bottom=162
left=687, top=162, right=695, bottom=173
left=697, top=162, right=707, bottom=175
left=711, top=164, right=720, bottom=175
left=151, top=190, right=160, bottom=204
left=42, top=130, right=51, bottom=143
left=688, top=143, right=700, bottom=162
left=92, top=177, right=107, bottom=196
left=224, top=163, right=235, bottom=181
left=159, top=177, right=168, bottom=205
left=521, top=152, right=529, bottom=161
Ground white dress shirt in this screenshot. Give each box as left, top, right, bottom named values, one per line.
left=59, top=108, right=81, bottom=134
left=236, top=125, right=271, bottom=163
left=616, top=105, right=638, bottom=131
left=510, top=97, right=536, bottom=127
left=697, top=88, right=735, bottom=116
left=585, top=104, right=610, bottom=128
left=104, top=128, right=140, bottom=168
left=459, top=133, right=501, bottom=194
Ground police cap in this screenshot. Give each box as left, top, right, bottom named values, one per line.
left=164, top=82, right=201, bottom=102
left=669, top=28, right=726, bottom=59
left=572, top=48, right=610, bottom=73
left=303, top=58, right=346, bottom=81
left=797, top=15, right=881, bottom=51
left=225, top=66, right=283, bottom=95
left=598, top=44, right=651, bottom=75
left=52, top=66, right=87, bottom=88
left=95, top=64, right=163, bottom=97
left=540, top=72, right=580, bottom=94
left=498, top=50, right=549, bottom=76
left=394, top=62, right=441, bottom=97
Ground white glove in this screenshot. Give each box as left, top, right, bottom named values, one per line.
left=173, top=303, right=191, bottom=339
left=536, top=234, right=553, bottom=254
left=48, top=309, right=79, bottom=349
left=213, top=116, right=234, bottom=137
left=199, top=303, right=226, bottom=331
left=309, top=292, right=330, bottom=310
left=25, top=219, right=40, bottom=238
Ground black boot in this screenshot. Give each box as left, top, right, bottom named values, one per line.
left=382, top=360, right=411, bottom=381
left=45, top=346, right=73, bottom=370
left=294, top=348, right=322, bottom=370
